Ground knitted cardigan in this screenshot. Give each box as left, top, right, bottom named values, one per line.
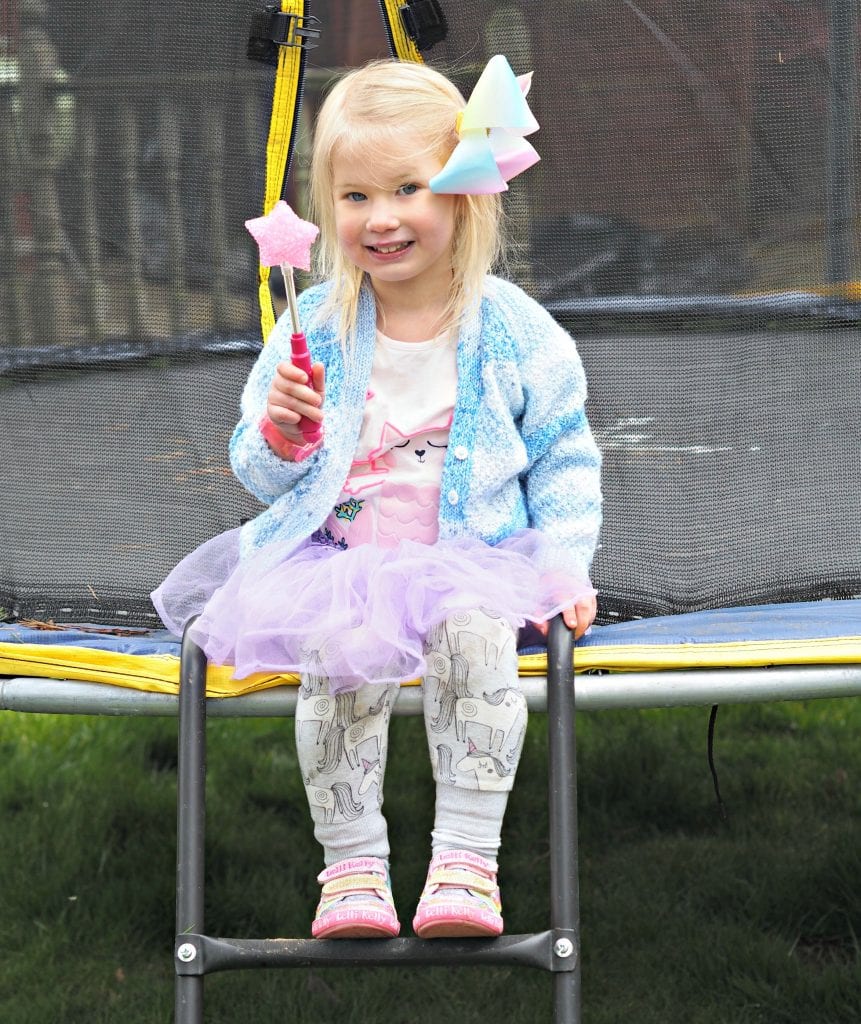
left=230, top=276, right=602, bottom=579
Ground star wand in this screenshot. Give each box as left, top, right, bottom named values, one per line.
left=245, top=201, right=322, bottom=443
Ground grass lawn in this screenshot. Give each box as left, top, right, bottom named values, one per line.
left=0, top=696, right=859, bottom=1023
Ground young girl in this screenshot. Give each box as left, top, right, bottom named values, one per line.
left=153, top=57, right=602, bottom=941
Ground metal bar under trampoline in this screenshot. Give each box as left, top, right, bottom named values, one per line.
left=4, top=664, right=861, bottom=717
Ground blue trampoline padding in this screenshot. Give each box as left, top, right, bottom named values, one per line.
left=0, top=624, right=182, bottom=656
left=582, top=599, right=861, bottom=646
left=2, top=599, right=860, bottom=697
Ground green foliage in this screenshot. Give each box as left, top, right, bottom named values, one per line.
left=0, top=701, right=859, bottom=1023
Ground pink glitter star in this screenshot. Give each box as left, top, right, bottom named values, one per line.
left=244, top=200, right=319, bottom=271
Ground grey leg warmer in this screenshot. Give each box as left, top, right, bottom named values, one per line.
left=295, top=673, right=399, bottom=867
left=422, top=609, right=528, bottom=859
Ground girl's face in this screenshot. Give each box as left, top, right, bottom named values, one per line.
left=331, top=141, right=457, bottom=297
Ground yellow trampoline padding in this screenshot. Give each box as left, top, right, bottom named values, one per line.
left=558, top=635, right=861, bottom=673
left=0, top=642, right=298, bottom=697
left=3, top=635, right=861, bottom=699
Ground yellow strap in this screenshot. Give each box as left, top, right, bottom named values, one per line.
left=429, top=868, right=496, bottom=893
left=378, top=0, right=425, bottom=63
left=257, top=0, right=309, bottom=343
left=321, top=874, right=388, bottom=896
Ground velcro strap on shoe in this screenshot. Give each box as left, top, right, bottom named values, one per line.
left=429, top=868, right=497, bottom=894
left=321, top=873, right=389, bottom=898
left=317, top=857, right=387, bottom=883
left=437, top=852, right=498, bottom=873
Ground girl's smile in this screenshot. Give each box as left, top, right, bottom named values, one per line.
left=366, top=240, right=414, bottom=260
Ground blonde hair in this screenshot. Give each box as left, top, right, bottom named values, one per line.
left=309, top=60, right=503, bottom=345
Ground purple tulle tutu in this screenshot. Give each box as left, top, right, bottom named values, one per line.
left=152, top=528, right=594, bottom=693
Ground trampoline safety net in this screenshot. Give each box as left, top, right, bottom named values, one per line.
left=1, top=0, right=859, bottom=628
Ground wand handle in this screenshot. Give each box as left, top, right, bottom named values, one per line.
left=289, top=331, right=322, bottom=443
left=281, top=265, right=322, bottom=443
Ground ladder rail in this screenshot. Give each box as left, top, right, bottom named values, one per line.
left=174, top=615, right=581, bottom=1023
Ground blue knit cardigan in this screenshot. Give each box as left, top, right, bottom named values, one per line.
left=230, top=276, right=602, bottom=579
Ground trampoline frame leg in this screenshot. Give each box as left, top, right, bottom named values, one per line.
left=547, top=616, right=581, bottom=1023
left=175, top=622, right=207, bottom=1024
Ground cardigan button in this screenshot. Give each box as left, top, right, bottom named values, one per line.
left=453, top=445, right=468, bottom=460
left=447, top=489, right=459, bottom=505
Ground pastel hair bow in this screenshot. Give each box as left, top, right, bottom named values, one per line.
left=429, top=54, right=540, bottom=195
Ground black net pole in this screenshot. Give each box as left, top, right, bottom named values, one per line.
left=546, top=615, right=580, bottom=1023
left=175, top=624, right=208, bottom=1024
left=826, top=0, right=858, bottom=284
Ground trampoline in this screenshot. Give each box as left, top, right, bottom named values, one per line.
left=2, top=1, right=860, bottom=1022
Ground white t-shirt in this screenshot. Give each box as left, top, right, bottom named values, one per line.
left=314, top=330, right=457, bottom=549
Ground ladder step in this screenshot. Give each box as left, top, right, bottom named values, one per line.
left=175, top=930, right=577, bottom=975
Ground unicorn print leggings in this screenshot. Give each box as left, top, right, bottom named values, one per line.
left=295, top=609, right=528, bottom=866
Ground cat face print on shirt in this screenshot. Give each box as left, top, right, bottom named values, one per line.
left=379, top=421, right=449, bottom=470
left=325, top=413, right=452, bottom=547
left=343, top=415, right=451, bottom=497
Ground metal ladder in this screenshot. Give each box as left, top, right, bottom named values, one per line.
left=173, top=616, right=581, bottom=1023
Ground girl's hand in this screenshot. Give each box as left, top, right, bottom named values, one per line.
left=534, top=594, right=597, bottom=640
left=266, top=361, right=325, bottom=445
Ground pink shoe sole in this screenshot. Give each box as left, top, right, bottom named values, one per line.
left=312, top=906, right=400, bottom=940
left=413, top=903, right=503, bottom=939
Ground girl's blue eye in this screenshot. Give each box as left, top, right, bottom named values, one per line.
left=398, top=183, right=418, bottom=196
left=346, top=192, right=366, bottom=202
